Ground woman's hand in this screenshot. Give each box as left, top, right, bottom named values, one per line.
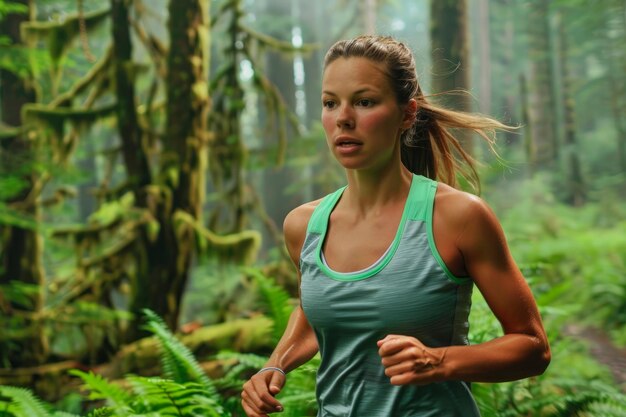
left=241, top=370, right=286, bottom=417
left=377, top=335, right=448, bottom=385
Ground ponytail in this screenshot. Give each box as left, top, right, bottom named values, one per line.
left=401, top=91, right=511, bottom=192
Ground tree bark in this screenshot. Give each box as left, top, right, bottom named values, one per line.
left=361, top=0, right=377, bottom=35
left=159, top=0, right=210, bottom=331
left=557, top=14, right=585, bottom=206
left=0, top=0, right=48, bottom=367
left=526, top=0, right=558, bottom=171
left=112, top=0, right=210, bottom=341
left=475, top=0, right=491, bottom=114
left=429, top=0, right=472, bottom=152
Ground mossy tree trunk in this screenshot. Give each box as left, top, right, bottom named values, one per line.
left=557, top=14, right=585, bottom=206
left=111, top=0, right=210, bottom=341
left=526, top=0, right=558, bottom=173
left=0, top=0, right=49, bottom=367
left=157, top=0, right=210, bottom=331
left=603, top=1, right=626, bottom=174
left=429, top=0, right=472, bottom=152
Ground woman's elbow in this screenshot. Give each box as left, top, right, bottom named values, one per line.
left=531, top=339, right=551, bottom=376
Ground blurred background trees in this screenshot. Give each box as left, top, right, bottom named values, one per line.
left=0, top=0, right=625, bottom=415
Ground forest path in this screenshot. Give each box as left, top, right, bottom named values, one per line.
left=565, top=324, right=626, bottom=390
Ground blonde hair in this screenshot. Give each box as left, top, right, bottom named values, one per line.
left=324, top=35, right=510, bottom=190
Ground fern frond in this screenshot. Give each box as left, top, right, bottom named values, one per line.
left=141, top=309, right=219, bottom=400
left=127, top=376, right=223, bottom=417
left=0, top=385, right=51, bottom=417
left=51, top=412, right=82, bottom=417
left=68, top=370, right=132, bottom=409
left=83, top=408, right=115, bottom=417
left=244, top=268, right=293, bottom=343
left=214, top=351, right=268, bottom=379
left=583, top=399, right=626, bottom=417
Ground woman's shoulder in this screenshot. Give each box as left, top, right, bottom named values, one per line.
left=283, top=199, right=323, bottom=264
left=434, top=182, right=499, bottom=234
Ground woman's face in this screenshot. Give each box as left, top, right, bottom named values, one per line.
left=321, top=57, right=413, bottom=172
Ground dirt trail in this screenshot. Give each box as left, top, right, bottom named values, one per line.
left=565, top=324, right=626, bottom=389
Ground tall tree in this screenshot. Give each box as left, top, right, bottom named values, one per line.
left=361, top=0, right=377, bottom=34
left=526, top=0, right=558, bottom=172
left=108, top=0, right=213, bottom=341
left=429, top=0, right=472, bottom=151
left=556, top=12, right=585, bottom=206
left=122, top=0, right=211, bottom=340
left=603, top=1, right=626, bottom=173
left=260, top=0, right=300, bottom=240
left=0, top=0, right=48, bottom=366
left=475, top=0, right=491, bottom=114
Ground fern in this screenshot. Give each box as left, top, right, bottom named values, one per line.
left=141, top=309, right=220, bottom=401
left=83, top=408, right=115, bottom=417
left=245, top=267, right=293, bottom=344
left=215, top=351, right=267, bottom=378
left=0, top=386, right=51, bottom=417
left=68, top=370, right=132, bottom=410
left=127, top=376, right=223, bottom=417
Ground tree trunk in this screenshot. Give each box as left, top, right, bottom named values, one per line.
left=113, top=0, right=210, bottom=340
left=207, top=0, right=247, bottom=235
left=159, top=0, right=210, bottom=330
left=557, top=14, right=585, bottom=206
left=526, top=0, right=558, bottom=171
left=0, top=0, right=48, bottom=367
left=604, top=2, right=626, bottom=173
left=361, top=0, right=377, bottom=35
left=475, top=0, right=491, bottom=114
left=261, top=1, right=299, bottom=242
left=429, top=0, right=472, bottom=152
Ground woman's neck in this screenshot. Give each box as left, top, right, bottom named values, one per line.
left=342, top=164, right=413, bottom=218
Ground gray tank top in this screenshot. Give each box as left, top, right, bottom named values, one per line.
left=300, top=174, right=480, bottom=417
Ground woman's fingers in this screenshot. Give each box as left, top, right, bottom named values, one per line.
left=241, top=371, right=285, bottom=416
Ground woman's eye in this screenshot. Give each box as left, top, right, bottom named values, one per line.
left=357, top=99, right=374, bottom=107
left=323, top=100, right=336, bottom=109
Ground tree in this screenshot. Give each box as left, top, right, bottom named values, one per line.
left=525, top=0, right=558, bottom=172
left=429, top=0, right=472, bottom=151
left=120, top=0, right=211, bottom=341
left=556, top=12, right=585, bottom=206
left=0, top=0, right=48, bottom=367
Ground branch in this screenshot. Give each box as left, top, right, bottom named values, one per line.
left=48, top=45, right=113, bottom=108
left=22, top=102, right=117, bottom=125
left=173, top=210, right=261, bottom=265
left=241, top=24, right=318, bottom=54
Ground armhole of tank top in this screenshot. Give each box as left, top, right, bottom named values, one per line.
left=306, top=187, right=346, bottom=235
left=425, top=182, right=472, bottom=285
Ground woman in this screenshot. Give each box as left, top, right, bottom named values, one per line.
left=241, top=35, right=550, bottom=417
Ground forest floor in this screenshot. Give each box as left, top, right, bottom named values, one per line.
left=564, top=324, right=626, bottom=390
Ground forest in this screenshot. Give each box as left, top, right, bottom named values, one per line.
left=0, top=0, right=625, bottom=416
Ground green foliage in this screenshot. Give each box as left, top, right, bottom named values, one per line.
left=141, top=309, right=220, bottom=402
left=67, top=372, right=225, bottom=417
left=68, top=370, right=131, bottom=409
left=0, top=1, right=27, bottom=20
left=0, top=386, right=52, bottom=417
left=245, top=267, right=294, bottom=344
left=127, top=377, right=222, bottom=417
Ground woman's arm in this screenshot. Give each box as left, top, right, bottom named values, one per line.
left=241, top=204, right=319, bottom=417
left=378, top=191, right=550, bottom=385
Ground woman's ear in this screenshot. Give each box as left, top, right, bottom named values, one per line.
left=402, top=99, right=418, bottom=129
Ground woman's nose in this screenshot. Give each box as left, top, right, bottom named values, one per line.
left=336, top=105, right=355, bottom=128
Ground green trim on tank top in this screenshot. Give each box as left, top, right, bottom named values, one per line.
left=423, top=179, right=471, bottom=284
left=306, top=174, right=471, bottom=283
